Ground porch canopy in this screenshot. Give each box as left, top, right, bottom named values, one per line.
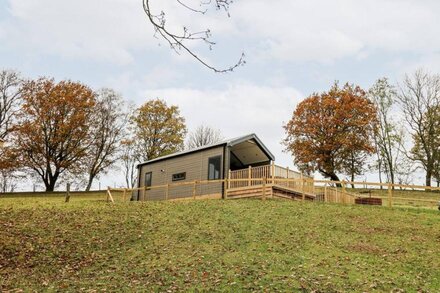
left=226, top=134, right=275, bottom=171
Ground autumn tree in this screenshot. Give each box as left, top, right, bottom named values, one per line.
left=397, top=69, right=440, bottom=187
left=186, top=125, right=223, bottom=149
left=15, top=78, right=96, bottom=191
left=83, top=89, right=127, bottom=191
left=369, top=78, right=406, bottom=186
left=284, top=82, right=377, bottom=184
left=132, top=99, right=187, bottom=162
left=142, top=0, right=244, bottom=72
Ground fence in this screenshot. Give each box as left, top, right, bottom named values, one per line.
left=105, top=177, right=440, bottom=210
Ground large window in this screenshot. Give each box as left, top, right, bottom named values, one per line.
left=208, top=156, right=221, bottom=180
left=144, top=172, right=152, bottom=187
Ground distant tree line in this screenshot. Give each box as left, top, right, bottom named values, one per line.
left=0, top=70, right=222, bottom=192
left=284, top=69, right=440, bottom=188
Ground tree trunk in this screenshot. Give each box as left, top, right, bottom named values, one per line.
left=85, top=173, right=95, bottom=191
left=426, top=167, right=432, bottom=187
left=329, top=173, right=342, bottom=187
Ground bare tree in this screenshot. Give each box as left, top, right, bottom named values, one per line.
left=83, top=89, right=127, bottom=191
left=142, top=0, right=244, bottom=73
left=121, top=138, right=138, bottom=189
left=186, top=125, right=223, bottom=149
left=369, top=78, right=405, bottom=186
left=0, top=70, right=22, bottom=140
left=397, top=69, right=440, bottom=187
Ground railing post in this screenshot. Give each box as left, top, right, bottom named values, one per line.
left=228, top=169, right=231, bottom=189
left=248, top=165, right=252, bottom=187
left=388, top=183, right=393, bottom=207
left=271, top=161, right=275, bottom=185
left=262, top=177, right=266, bottom=201
left=224, top=178, right=228, bottom=199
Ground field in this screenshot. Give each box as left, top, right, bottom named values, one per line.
left=1, top=194, right=440, bottom=292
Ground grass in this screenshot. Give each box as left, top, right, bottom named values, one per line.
left=1, top=195, right=440, bottom=292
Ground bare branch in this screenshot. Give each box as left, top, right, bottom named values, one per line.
left=142, top=0, right=245, bottom=73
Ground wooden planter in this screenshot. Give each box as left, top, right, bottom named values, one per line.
left=355, top=197, right=382, bottom=206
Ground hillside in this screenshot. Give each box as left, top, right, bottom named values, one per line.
left=1, top=196, right=439, bottom=292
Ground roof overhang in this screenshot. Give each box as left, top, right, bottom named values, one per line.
left=136, top=133, right=274, bottom=168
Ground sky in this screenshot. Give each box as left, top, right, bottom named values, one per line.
left=1, top=0, right=440, bottom=189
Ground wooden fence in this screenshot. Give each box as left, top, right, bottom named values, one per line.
left=106, top=178, right=440, bottom=210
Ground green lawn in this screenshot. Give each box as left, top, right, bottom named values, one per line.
left=1, top=196, right=440, bottom=292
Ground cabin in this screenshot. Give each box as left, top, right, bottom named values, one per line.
left=135, top=133, right=315, bottom=201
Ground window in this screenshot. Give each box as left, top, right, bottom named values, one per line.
left=208, top=156, right=221, bottom=180
left=172, top=172, right=186, bottom=181
left=144, top=172, right=152, bottom=187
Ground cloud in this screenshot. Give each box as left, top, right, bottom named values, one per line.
left=2, top=0, right=440, bottom=67
left=229, top=0, right=440, bottom=63
left=141, top=82, right=304, bottom=167
left=2, top=0, right=155, bottom=64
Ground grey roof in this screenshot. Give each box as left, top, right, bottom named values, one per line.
left=137, top=133, right=275, bottom=167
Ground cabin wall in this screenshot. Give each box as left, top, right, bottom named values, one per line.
left=138, top=146, right=224, bottom=200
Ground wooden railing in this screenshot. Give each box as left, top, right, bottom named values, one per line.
left=106, top=178, right=440, bottom=209
left=228, top=163, right=312, bottom=189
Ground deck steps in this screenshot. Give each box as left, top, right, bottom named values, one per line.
left=226, top=184, right=316, bottom=200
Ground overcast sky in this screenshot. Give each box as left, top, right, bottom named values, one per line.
left=1, top=0, right=439, bottom=189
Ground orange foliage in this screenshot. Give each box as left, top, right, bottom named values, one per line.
left=15, top=78, right=96, bottom=191
left=284, top=83, right=377, bottom=181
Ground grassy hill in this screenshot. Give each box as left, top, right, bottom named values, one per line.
left=1, top=196, right=439, bottom=292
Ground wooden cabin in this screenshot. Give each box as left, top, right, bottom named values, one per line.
left=135, top=134, right=315, bottom=201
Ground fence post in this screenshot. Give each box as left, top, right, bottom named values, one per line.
left=324, top=184, right=327, bottom=202
left=388, top=183, right=393, bottom=207
left=193, top=181, right=197, bottom=200
left=123, top=188, right=127, bottom=201
left=166, top=184, right=169, bottom=200
left=144, top=185, right=147, bottom=201
left=342, top=180, right=346, bottom=194
left=65, top=183, right=71, bottom=203
left=262, top=177, right=266, bottom=201
left=248, top=165, right=252, bottom=187
left=107, top=187, right=115, bottom=203
left=301, top=173, right=305, bottom=201
left=286, top=166, right=289, bottom=188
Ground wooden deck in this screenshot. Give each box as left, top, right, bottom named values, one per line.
left=226, top=164, right=360, bottom=202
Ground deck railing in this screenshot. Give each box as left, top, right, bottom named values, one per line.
left=228, top=163, right=313, bottom=190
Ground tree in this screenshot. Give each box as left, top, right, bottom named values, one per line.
left=142, top=0, right=244, bottom=72
left=0, top=70, right=22, bottom=192
left=369, top=78, right=405, bottom=186
left=0, top=70, right=22, bottom=140
left=121, top=138, right=138, bottom=189
left=132, top=99, right=187, bottom=162
left=83, top=89, right=127, bottom=191
left=283, top=82, right=377, bottom=184
left=186, top=125, right=223, bottom=149
left=15, top=78, right=96, bottom=191
left=397, top=69, right=440, bottom=187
